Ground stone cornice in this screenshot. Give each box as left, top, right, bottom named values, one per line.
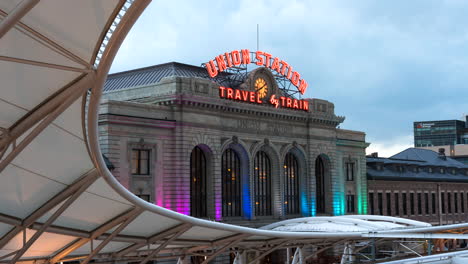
left=131, top=93, right=344, bottom=127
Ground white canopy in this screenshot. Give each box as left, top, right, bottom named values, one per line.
left=1, top=1, right=468, bottom=264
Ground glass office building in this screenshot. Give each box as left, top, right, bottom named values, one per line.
left=414, top=119, right=467, bottom=147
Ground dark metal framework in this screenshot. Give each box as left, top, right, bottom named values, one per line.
left=201, top=52, right=303, bottom=99
left=284, top=153, right=300, bottom=215
left=254, top=151, right=272, bottom=216
left=131, top=149, right=150, bottom=175
left=315, top=156, right=326, bottom=214
left=190, top=146, right=207, bottom=217
left=222, top=148, right=242, bottom=217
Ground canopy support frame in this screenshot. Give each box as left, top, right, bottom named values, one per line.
left=49, top=207, right=143, bottom=264
left=0, top=169, right=99, bottom=250
left=139, top=225, right=192, bottom=264
left=0, top=0, right=40, bottom=39
left=201, top=234, right=249, bottom=264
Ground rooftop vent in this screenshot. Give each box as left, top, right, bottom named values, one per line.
left=438, top=148, right=447, bottom=160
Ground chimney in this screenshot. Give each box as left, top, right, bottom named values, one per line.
left=438, top=148, right=446, bottom=160
left=371, top=152, right=378, bottom=158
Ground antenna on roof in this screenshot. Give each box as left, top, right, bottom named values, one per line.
left=257, top=24, right=259, bottom=51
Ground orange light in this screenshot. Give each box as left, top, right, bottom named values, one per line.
left=205, top=49, right=308, bottom=94
left=284, top=165, right=287, bottom=168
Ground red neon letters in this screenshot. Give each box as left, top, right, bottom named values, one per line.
left=205, top=49, right=308, bottom=95
left=219, top=86, right=309, bottom=111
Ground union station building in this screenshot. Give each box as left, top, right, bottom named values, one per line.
left=99, top=50, right=369, bottom=227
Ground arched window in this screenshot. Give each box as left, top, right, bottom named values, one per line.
left=254, top=151, right=272, bottom=216
left=316, top=156, right=326, bottom=214
left=190, top=146, right=207, bottom=217
left=222, top=149, right=242, bottom=217
left=284, top=153, right=300, bottom=215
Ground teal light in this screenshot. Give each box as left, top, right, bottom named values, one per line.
left=357, top=192, right=367, bottom=214
left=310, top=196, right=316, bottom=217
left=333, top=191, right=345, bottom=216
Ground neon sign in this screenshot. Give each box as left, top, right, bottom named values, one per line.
left=219, top=86, right=309, bottom=111
left=205, top=49, right=308, bottom=95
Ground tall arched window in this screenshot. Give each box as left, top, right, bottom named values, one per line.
left=284, top=153, right=300, bottom=215
left=190, top=146, right=207, bottom=217
left=222, top=149, right=241, bottom=217
left=254, top=151, right=272, bottom=216
left=316, top=156, right=326, bottom=214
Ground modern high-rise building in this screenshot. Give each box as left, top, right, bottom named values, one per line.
left=413, top=119, right=467, bottom=147
left=414, top=116, right=468, bottom=164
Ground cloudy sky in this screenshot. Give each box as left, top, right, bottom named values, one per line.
left=111, top=0, right=468, bottom=157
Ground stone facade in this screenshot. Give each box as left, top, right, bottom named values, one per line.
left=99, top=64, right=368, bottom=228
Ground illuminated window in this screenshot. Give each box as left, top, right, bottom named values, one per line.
left=284, top=153, right=300, bottom=215
left=190, top=146, right=207, bottom=217
left=254, top=151, right=272, bottom=216
left=222, top=149, right=241, bottom=217
left=346, top=162, right=355, bottom=181
left=131, top=149, right=150, bottom=175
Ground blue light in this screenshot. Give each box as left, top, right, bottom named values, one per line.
left=300, top=191, right=309, bottom=216
left=242, top=181, right=252, bottom=219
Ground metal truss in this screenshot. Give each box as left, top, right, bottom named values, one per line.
left=0, top=170, right=99, bottom=250
left=200, top=51, right=302, bottom=99
left=200, top=234, right=249, bottom=264
left=0, top=0, right=150, bottom=263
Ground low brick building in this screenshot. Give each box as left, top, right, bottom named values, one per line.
left=367, top=148, right=468, bottom=225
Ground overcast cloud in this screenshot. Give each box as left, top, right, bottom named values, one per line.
left=111, top=0, right=468, bottom=157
